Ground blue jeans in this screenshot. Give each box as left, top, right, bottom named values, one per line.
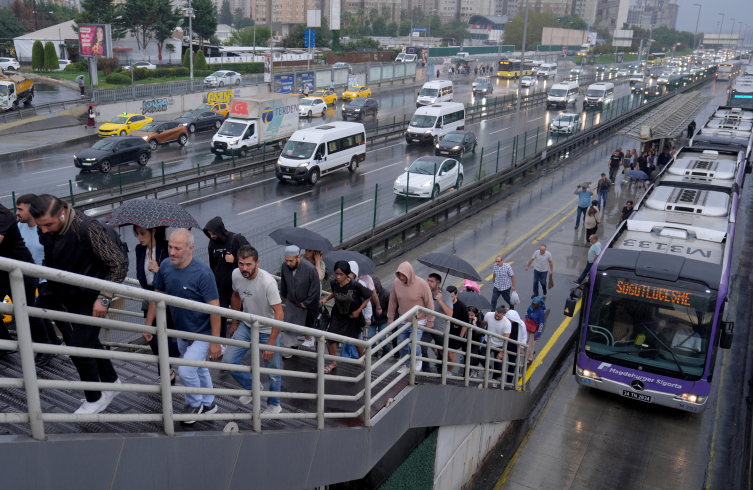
left=397, top=322, right=423, bottom=367
left=491, top=286, right=512, bottom=311
left=533, top=270, right=548, bottom=296
left=576, top=261, right=594, bottom=284
left=597, top=190, right=608, bottom=210
left=177, top=338, right=215, bottom=408
left=575, top=206, right=588, bottom=227
left=223, top=323, right=281, bottom=406
left=368, top=322, right=391, bottom=353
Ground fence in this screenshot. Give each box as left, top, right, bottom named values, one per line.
left=0, top=256, right=528, bottom=440
left=0, top=97, right=90, bottom=124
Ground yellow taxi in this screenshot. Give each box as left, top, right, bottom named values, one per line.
left=197, top=102, right=230, bottom=117
left=311, top=90, right=337, bottom=106
left=342, top=86, right=372, bottom=100
left=98, top=113, right=153, bottom=137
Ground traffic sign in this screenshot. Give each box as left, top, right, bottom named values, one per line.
left=413, top=27, right=426, bottom=32
left=304, top=29, right=316, bottom=47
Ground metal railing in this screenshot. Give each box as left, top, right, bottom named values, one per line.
left=0, top=256, right=528, bottom=440
left=1, top=97, right=90, bottom=124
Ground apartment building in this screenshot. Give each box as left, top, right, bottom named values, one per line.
left=501, top=0, right=570, bottom=19
left=627, top=0, right=679, bottom=30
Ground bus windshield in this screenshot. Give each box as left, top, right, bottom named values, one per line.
left=584, top=275, right=717, bottom=380
left=731, top=91, right=753, bottom=109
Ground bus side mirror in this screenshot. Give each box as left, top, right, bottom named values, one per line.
left=720, top=321, right=734, bottom=349
left=563, top=288, right=582, bottom=318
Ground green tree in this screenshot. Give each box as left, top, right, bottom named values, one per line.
left=219, top=0, right=232, bottom=25
left=400, top=8, right=408, bottom=21
left=503, top=10, right=559, bottom=49
left=372, top=17, right=386, bottom=36
left=399, top=19, right=410, bottom=36
left=236, top=17, right=253, bottom=28
left=76, top=0, right=126, bottom=40
left=369, top=8, right=379, bottom=23
left=558, top=14, right=588, bottom=31
left=31, top=40, right=44, bottom=70
left=436, top=19, right=470, bottom=43
left=341, top=10, right=352, bottom=29
left=228, top=25, right=270, bottom=46
left=281, top=23, right=305, bottom=48
left=386, top=21, right=398, bottom=37
left=43, top=41, right=58, bottom=69
left=189, top=0, right=217, bottom=49
left=183, top=46, right=191, bottom=67
left=123, top=0, right=157, bottom=59
left=153, top=0, right=182, bottom=61
left=0, top=8, right=26, bottom=39
left=381, top=5, right=391, bottom=22
left=195, top=49, right=208, bottom=69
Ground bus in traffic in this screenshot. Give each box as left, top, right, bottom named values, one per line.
left=497, top=59, right=533, bottom=78
left=717, top=61, right=742, bottom=80
left=729, top=84, right=753, bottom=109
left=565, top=106, right=753, bottom=413
left=647, top=53, right=666, bottom=64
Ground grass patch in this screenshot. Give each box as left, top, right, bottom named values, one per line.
left=575, top=54, right=640, bottom=64
left=28, top=69, right=239, bottom=88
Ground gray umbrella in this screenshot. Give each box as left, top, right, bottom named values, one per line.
left=417, top=252, right=482, bottom=281
left=626, top=170, right=650, bottom=180
left=106, top=199, right=200, bottom=229
left=269, top=226, right=334, bottom=252
left=458, top=292, right=492, bottom=311
left=323, top=250, right=375, bottom=275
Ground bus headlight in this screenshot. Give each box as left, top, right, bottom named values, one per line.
left=678, top=393, right=707, bottom=404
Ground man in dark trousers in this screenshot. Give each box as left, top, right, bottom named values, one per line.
left=657, top=147, right=672, bottom=173
left=30, top=195, right=128, bottom=415
left=203, top=216, right=249, bottom=341
left=279, top=245, right=320, bottom=351
left=608, top=150, right=622, bottom=182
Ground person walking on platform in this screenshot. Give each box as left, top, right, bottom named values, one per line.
left=480, top=307, right=511, bottom=383
left=504, top=309, right=527, bottom=388
left=279, top=245, right=320, bottom=352
left=595, top=173, right=611, bottom=211
left=525, top=297, right=546, bottom=362
left=387, top=262, right=434, bottom=375
left=620, top=201, right=634, bottom=223
left=657, top=147, right=671, bottom=173
left=29, top=195, right=127, bottom=415
left=525, top=245, right=553, bottom=298
left=608, top=150, right=622, bottom=182
left=203, top=217, right=249, bottom=343
left=584, top=200, right=601, bottom=245
left=491, top=256, right=516, bottom=311
left=225, top=245, right=284, bottom=415
left=574, top=183, right=593, bottom=229
left=147, top=228, right=221, bottom=424
left=574, top=234, right=602, bottom=285
left=420, top=273, right=453, bottom=373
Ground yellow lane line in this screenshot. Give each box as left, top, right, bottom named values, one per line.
left=532, top=206, right=578, bottom=244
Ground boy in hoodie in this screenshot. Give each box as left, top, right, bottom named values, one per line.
left=203, top=217, right=250, bottom=340
left=387, top=262, right=435, bottom=375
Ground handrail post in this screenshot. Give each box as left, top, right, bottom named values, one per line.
left=502, top=338, right=510, bottom=390
left=156, top=300, right=175, bottom=435
left=251, top=320, right=261, bottom=432
left=317, top=334, right=325, bottom=429
left=514, top=341, right=521, bottom=390
left=441, top=323, right=450, bottom=385
left=522, top=346, right=528, bottom=391
left=483, top=342, right=491, bottom=389
left=464, top=326, right=472, bottom=387
left=9, top=268, right=45, bottom=440
left=409, top=312, right=418, bottom=386
left=364, top=342, right=372, bottom=427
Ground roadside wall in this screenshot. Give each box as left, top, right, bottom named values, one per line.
left=327, top=52, right=396, bottom=64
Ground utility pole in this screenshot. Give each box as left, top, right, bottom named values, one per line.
left=513, top=0, right=529, bottom=143
left=182, top=1, right=195, bottom=83
left=692, top=4, right=701, bottom=52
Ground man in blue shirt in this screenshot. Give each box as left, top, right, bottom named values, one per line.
left=574, top=183, right=593, bottom=229
left=146, top=228, right=221, bottom=424
left=574, top=235, right=602, bottom=285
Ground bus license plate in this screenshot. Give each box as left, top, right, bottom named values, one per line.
left=621, top=390, right=651, bottom=403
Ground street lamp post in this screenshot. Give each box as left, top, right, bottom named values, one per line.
left=692, top=4, right=701, bottom=52
left=513, top=0, right=529, bottom=148
left=737, top=21, right=743, bottom=46
left=181, top=3, right=195, bottom=83
left=718, top=13, right=724, bottom=36
left=427, top=9, right=437, bottom=46
left=729, top=18, right=735, bottom=37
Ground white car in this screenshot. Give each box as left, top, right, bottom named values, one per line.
left=57, top=59, right=73, bottom=71
left=520, top=75, right=536, bottom=87
left=125, top=61, right=157, bottom=70
left=394, top=156, right=464, bottom=199
left=298, top=97, right=327, bottom=118
left=549, top=113, right=581, bottom=134
left=617, top=69, right=629, bottom=77
left=0, top=57, right=20, bottom=71
left=204, top=70, right=241, bottom=87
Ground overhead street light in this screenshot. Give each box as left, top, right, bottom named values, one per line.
left=692, top=4, right=701, bottom=52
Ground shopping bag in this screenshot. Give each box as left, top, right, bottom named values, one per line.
left=510, top=290, right=520, bottom=305
left=548, top=274, right=555, bottom=290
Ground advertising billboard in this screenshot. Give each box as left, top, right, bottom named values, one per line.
left=78, top=24, right=113, bottom=58
left=274, top=74, right=294, bottom=93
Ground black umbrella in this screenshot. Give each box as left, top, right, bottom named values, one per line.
left=458, top=292, right=492, bottom=311
left=106, top=200, right=200, bottom=229
left=269, top=226, right=334, bottom=252
left=323, top=250, right=375, bottom=276
left=417, top=252, right=482, bottom=281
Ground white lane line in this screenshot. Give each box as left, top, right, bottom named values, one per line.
left=179, top=177, right=277, bottom=205
left=300, top=200, right=373, bottom=228
left=362, top=161, right=404, bottom=175
left=490, top=127, right=510, bottom=134
left=527, top=117, right=544, bottom=122
left=237, top=191, right=312, bottom=215
left=31, top=165, right=74, bottom=174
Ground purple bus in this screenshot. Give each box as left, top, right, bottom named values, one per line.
left=564, top=138, right=749, bottom=412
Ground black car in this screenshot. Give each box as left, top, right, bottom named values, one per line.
left=472, top=77, right=494, bottom=95
left=73, top=136, right=151, bottom=173
left=631, top=82, right=646, bottom=95
left=435, top=131, right=477, bottom=158
left=173, top=110, right=225, bottom=133
left=342, top=98, right=378, bottom=120
left=645, top=85, right=667, bottom=99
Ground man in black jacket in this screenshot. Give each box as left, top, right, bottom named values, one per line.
left=203, top=216, right=249, bottom=340
left=369, top=276, right=392, bottom=358
left=30, top=195, right=128, bottom=415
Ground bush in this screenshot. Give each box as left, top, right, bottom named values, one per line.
left=31, top=40, right=44, bottom=70
left=97, top=57, right=121, bottom=76
left=207, top=62, right=264, bottom=74
left=43, top=42, right=59, bottom=70
left=65, top=61, right=88, bottom=72
left=105, top=73, right=132, bottom=85
left=168, top=67, right=189, bottom=77
left=183, top=48, right=191, bottom=68
left=132, top=67, right=150, bottom=81
left=195, top=50, right=208, bottom=71
left=194, top=69, right=213, bottom=77
left=154, top=68, right=169, bottom=78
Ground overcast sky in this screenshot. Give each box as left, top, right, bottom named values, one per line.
left=674, top=1, right=752, bottom=40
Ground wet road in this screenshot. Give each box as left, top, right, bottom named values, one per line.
left=30, top=81, right=82, bottom=106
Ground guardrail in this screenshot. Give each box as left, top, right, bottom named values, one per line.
left=0, top=256, right=528, bottom=440
left=0, top=97, right=90, bottom=124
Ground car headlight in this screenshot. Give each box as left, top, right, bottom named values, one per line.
left=182, top=123, right=188, bottom=127
left=425, top=130, right=432, bottom=134
left=435, top=144, right=440, bottom=148
left=395, top=177, right=402, bottom=184
left=354, top=109, right=360, bottom=112
left=421, top=181, right=432, bottom=187
left=298, top=162, right=309, bottom=167
left=452, top=146, right=460, bottom=150
left=142, top=136, right=148, bottom=140
left=85, top=158, right=97, bottom=161
left=598, top=98, right=603, bottom=101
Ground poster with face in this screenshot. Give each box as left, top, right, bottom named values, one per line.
left=79, top=24, right=108, bottom=57
left=264, top=56, right=271, bottom=82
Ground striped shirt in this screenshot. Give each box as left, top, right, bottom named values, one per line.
left=493, top=262, right=514, bottom=291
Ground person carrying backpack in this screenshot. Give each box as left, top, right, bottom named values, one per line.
left=29, top=194, right=129, bottom=415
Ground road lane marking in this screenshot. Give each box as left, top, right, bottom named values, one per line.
left=237, top=191, right=312, bottom=215
left=300, top=200, right=373, bottom=227
left=532, top=206, right=578, bottom=244
left=490, top=127, right=510, bottom=134
left=362, top=161, right=405, bottom=175
left=179, top=177, right=277, bottom=205
left=31, top=165, right=71, bottom=174
left=527, top=117, right=544, bottom=122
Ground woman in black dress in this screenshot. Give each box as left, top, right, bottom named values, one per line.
left=319, top=261, right=372, bottom=373
left=446, top=285, right=469, bottom=374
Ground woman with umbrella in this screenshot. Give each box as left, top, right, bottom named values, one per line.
left=319, top=261, right=372, bottom=374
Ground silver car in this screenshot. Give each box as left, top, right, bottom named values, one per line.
left=204, top=70, right=241, bottom=87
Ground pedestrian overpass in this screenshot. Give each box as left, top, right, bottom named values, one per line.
left=0, top=257, right=530, bottom=489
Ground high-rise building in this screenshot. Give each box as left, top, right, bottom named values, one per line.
left=626, top=0, right=679, bottom=31
left=572, top=0, right=597, bottom=24
left=594, top=0, right=629, bottom=30
left=500, top=0, right=570, bottom=19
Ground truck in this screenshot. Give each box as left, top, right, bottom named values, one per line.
left=210, top=93, right=299, bottom=158
left=0, top=67, right=34, bottom=111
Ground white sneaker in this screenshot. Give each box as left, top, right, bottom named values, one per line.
left=103, top=378, right=122, bottom=402
left=302, top=339, right=315, bottom=348
left=415, top=361, right=423, bottom=372
left=239, top=395, right=253, bottom=405
left=261, top=404, right=282, bottom=414
left=397, top=365, right=409, bottom=375
left=74, top=395, right=113, bottom=414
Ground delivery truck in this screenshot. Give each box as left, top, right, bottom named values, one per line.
left=211, top=93, right=299, bottom=158
left=0, top=68, right=34, bottom=111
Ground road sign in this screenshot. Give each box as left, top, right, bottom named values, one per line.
left=304, top=29, right=316, bottom=48
left=413, top=27, right=426, bottom=32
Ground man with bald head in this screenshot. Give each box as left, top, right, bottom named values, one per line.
left=146, top=228, right=222, bottom=424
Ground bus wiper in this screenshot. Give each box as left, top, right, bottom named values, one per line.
left=639, top=323, right=687, bottom=379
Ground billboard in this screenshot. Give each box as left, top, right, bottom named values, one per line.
left=274, top=74, right=294, bottom=93
left=612, top=29, right=633, bottom=47
left=78, top=24, right=113, bottom=58
left=541, top=27, right=587, bottom=47
left=295, top=71, right=314, bottom=92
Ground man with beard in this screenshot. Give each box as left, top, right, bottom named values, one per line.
left=279, top=245, right=320, bottom=352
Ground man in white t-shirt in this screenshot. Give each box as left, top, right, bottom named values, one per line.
left=224, top=245, right=285, bottom=414
left=524, top=244, right=553, bottom=299
left=482, top=307, right=512, bottom=381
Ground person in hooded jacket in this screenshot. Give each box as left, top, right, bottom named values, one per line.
left=203, top=217, right=250, bottom=340
left=504, top=309, right=528, bottom=389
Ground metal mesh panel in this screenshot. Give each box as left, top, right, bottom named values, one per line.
left=369, top=65, right=381, bottom=84
left=405, top=62, right=416, bottom=77
left=394, top=63, right=405, bottom=79
left=315, top=69, right=332, bottom=89
left=382, top=64, right=394, bottom=81
left=333, top=68, right=349, bottom=86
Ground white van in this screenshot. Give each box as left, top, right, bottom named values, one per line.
left=416, top=80, right=454, bottom=107
left=405, top=102, right=465, bottom=146
left=396, top=53, right=417, bottom=63
left=583, top=82, right=615, bottom=108
left=546, top=81, right=579, bottom=110
left=276, top=121, right=366, bottom=184
left=537, top=63, right=557, bottom=79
